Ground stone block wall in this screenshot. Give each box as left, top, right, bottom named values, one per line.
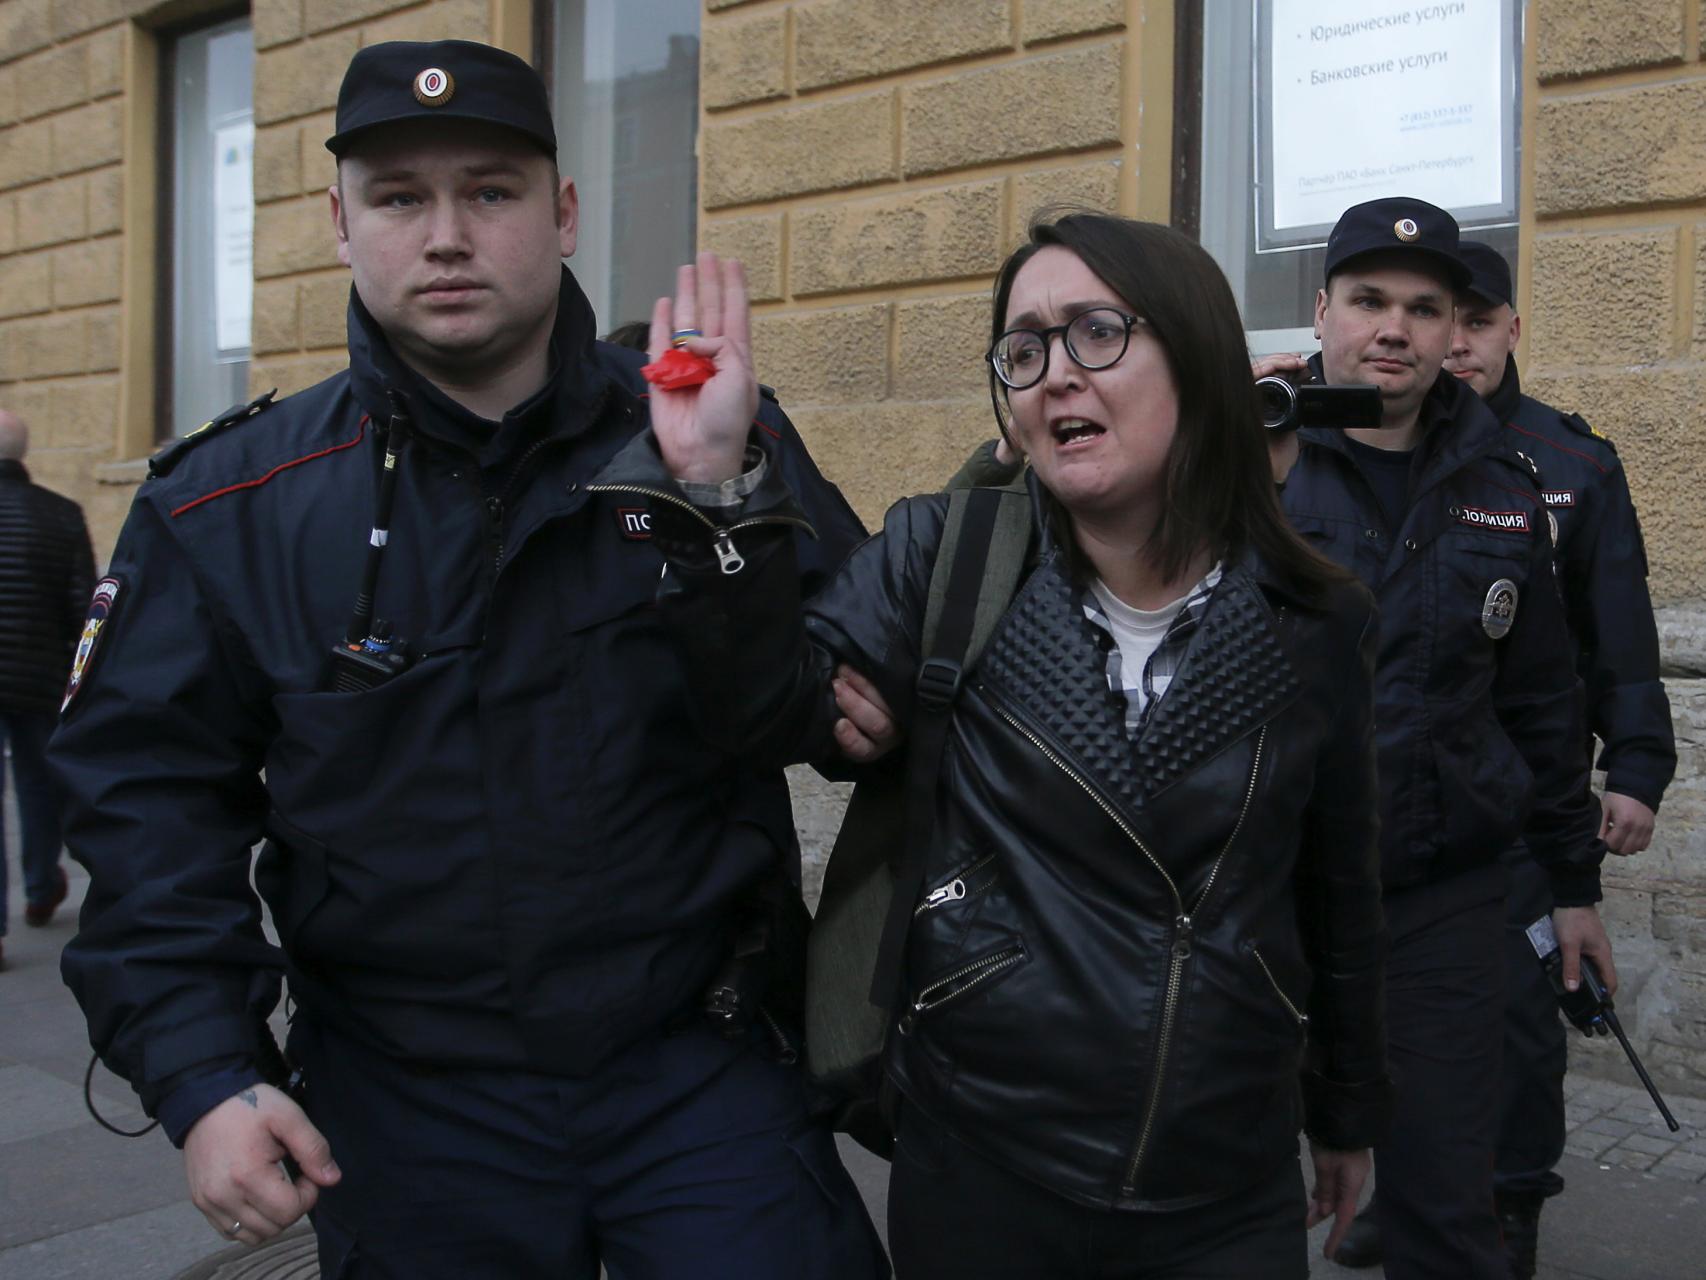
left=699, top=0, right=1153, bottom=527
left=1526, top=0, right=1706, bottom=605
left=0, top=0, right=132, bottom=550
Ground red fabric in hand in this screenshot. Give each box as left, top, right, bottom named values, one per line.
left=640, top=347, right=717, bottom=390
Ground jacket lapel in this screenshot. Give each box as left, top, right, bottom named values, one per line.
left=1133, top=564, right=1302, bottom=798
left=977, top=551, right=1150, bottom=819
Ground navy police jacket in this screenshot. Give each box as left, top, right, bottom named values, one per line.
left=1281, top=357, right=1604, bottom=906
left=53, top=270, right=865, bottom=1141
left=1483, top=357, right=1676, bottom=813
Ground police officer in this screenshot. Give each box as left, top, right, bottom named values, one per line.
left=53, top=40, right=887, bottom=1280
left=1256, top=197, right=1614, bottom=1280
left=1445, top=239, right=1676, bottom=1278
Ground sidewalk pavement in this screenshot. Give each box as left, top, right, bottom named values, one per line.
left=5, top=806, right=1704, bottom=1277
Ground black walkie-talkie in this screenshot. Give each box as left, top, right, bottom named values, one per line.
left=326, top=396, right=416, bottom=692
left=1526, top=914, right=1680, bottom=1132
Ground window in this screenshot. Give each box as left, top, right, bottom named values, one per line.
left=160, top=14, right=254, bottom=438
left=1183, top=1, right=1522, bottom=354
left=552, top=0, right=700, bottom=333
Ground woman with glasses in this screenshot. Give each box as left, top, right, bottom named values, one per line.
left=608, top=214, right=1390, bottom=1278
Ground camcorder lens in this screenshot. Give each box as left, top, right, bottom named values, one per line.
left=1256, top=376, right=1298, bottom=431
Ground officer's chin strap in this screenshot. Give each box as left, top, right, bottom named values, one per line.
left=83, top=1052, right=158, bottom=1138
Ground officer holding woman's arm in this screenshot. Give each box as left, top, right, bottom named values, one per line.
left=53, top=40, right=886, bottom=1280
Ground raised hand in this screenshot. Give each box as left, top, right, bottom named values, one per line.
left=647, top=251, right=760, bottom=486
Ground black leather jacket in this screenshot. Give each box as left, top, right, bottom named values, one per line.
left=611, top=443, right=1392, bottom=1213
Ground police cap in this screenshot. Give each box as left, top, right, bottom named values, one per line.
left=325, top=40, right=556, bottom=159
left=1324, top=196, right=1470, bottom=290
left=1457, top=239, right=1515, bottom=309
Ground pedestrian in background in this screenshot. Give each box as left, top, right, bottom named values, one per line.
left=0, top=408, right=94, bottom=968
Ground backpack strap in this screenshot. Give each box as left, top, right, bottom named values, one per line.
left=866, top=481, right=1032, bottom=1008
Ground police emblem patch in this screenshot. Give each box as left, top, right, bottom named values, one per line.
left=1394, top=217, right=1420, bottom=241
left=1482, top=578, right=1518, bottom=639
left=62, top=577, right=121, bottom=713
left=412, top=67, right=454, bottom=106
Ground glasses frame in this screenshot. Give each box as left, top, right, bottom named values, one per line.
left=985, top=308, right=1142, bottom=391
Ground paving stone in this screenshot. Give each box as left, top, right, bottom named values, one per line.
left=1601, top=1144, right=1660, bottom=1171
left=1582, top=1116, right=1637, bottom=1138
left=1623, top=1132, right=1684, bottom=1156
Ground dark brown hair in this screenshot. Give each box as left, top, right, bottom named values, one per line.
left=989, top=210, right=1348, bottom=603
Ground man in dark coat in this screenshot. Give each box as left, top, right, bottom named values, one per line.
left=1444, top=239, right=1675, bottom=1277
left=52, top=40, right=886, bottom=1280
left=0, top=408, right=94, bottom=966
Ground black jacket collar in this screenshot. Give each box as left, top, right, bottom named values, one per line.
left=0, top=459, right=28, bottom=484
left=344, top=266, right=607, bottom=466
left=1482, top=354, right=1522, bottom=424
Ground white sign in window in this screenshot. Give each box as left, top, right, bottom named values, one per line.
left=1257, top=0, right=1518, bottom=250
left=212, top=119, right=254, bottom=355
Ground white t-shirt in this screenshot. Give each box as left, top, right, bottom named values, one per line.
left=1087, top=579, right=1191, bottom=722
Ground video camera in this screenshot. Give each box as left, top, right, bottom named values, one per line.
left=1256, top=374, right=1383, bottom=433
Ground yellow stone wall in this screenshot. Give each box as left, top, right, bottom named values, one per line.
left=0, top=0, right=131, bottom=552
left=1522, top=0, right=1706, bottom=604
left=698, top=0, right=1165, bottom=527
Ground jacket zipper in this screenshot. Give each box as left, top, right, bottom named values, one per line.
left=987, top=696, right=1267, bottom=1193
left=484, top=435, right=569, bottom=576
left=911, top=945, right=1025, bottom=1015
left=1250, top=946, right=1308, bottom=1028
left=915, top=853, right=997, bottom=916
left=585, top=482, right=814, bottom=575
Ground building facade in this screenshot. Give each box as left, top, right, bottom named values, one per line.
left=2, top=0, right=1704, bottom=1094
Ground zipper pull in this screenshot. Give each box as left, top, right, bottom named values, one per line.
left=713, top=529, right=745, bottom=575
left=920, top=879, right=967, bottom=912
left=1172, top=914, right=1193, bottom=960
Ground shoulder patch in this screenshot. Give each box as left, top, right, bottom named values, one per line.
left=62, top=577, right=121, bottom=714
left=148, top=390, right=279, bottom=479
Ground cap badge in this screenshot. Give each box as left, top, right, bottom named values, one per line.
left=413, top=67, right=454, bottom=106
left=1482, top=578, right=1518, bottom=639
left=1394, top=217, right=1420, bottom=242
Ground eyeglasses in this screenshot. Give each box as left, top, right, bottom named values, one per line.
left=986, top=308, right=1141, bottom=390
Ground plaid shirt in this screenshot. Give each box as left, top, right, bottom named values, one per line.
left=1082, top=564, right=1224, bottom=739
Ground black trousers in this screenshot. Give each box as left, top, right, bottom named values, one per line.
left=1374, top=872, right=1507, bottom=1280
left=1494, top=844, right=1567, bottom=1198
left=288, top=1016, right=889, bottom=1280
left=887, top=1107, right=1308, bottom=1279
